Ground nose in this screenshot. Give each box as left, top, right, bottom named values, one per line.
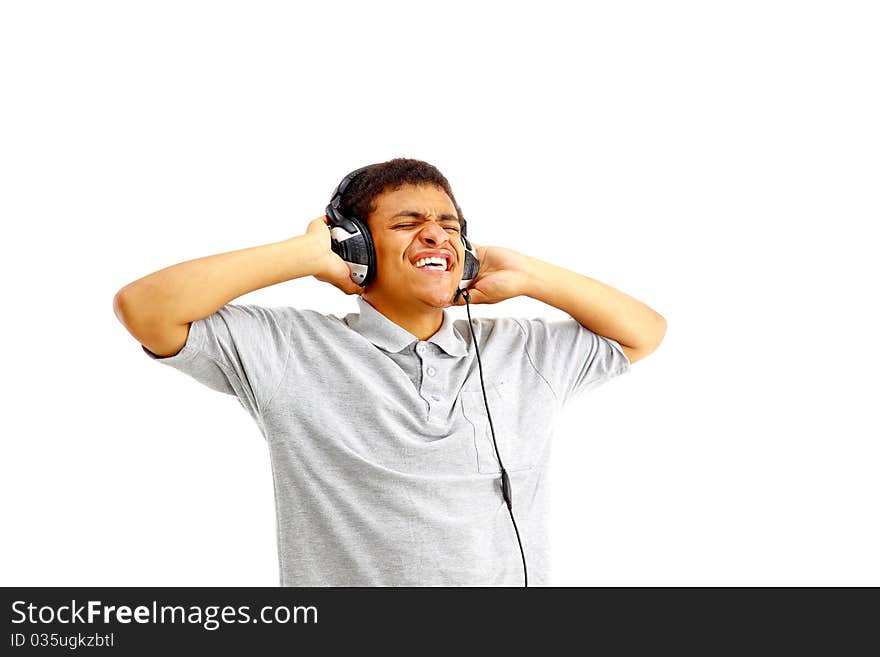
left=417, top=220, right=449, bottom=247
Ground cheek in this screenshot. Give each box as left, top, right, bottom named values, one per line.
left=375, top=241, right=407, bottom=267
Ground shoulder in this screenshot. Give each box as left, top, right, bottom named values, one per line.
left=218, top=303, right=344, bottom=326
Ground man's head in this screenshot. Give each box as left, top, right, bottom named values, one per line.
left=338, top=158, right=468, bottom=311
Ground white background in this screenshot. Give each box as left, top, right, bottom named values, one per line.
left=1, top=1, right=877, bottom=586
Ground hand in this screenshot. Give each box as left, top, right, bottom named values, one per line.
left=451, top=243, right=532, bottom=306
left=306, top=216, right=365, bottom=296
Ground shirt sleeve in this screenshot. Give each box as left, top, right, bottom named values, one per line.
left=141, top=303, right=293, bottom=423
left=513, top=317, right=631, bottom=406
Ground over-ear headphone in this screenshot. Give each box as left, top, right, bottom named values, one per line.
left=325, top=165, right=527, bottom=587
left=325, top=165, right=480, bottom=290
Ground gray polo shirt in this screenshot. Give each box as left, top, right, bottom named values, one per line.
left=143, top=295, right=630, bottom=585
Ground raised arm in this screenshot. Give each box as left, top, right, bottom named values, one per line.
left=112, top=217, right=362, bottom=358
left=451, top=244, right=666, bottom=364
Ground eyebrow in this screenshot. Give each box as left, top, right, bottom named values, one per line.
left=388, top=211, right=460, bottom=224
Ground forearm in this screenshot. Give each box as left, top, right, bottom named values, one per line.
left=114, top=234, right=322, bottom=329
left=520, top=256, right=666, bottom=350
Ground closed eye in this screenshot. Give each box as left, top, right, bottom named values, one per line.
left=393, top=224, right=459, bottom=233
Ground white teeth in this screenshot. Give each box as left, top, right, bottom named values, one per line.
left=414, top=256, right=448, bottom=269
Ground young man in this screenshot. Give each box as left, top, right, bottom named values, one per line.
left=113, top=158, right=666, bottom=586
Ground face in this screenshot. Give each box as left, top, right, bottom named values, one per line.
left=365, top=183, right=464, bottom=310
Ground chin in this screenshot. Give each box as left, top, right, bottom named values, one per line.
left=415, top=289, right=455, bottom=309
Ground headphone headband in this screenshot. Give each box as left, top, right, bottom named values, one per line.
left=327, top=164, right=373, bottom=216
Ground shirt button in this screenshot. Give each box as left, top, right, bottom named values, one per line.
left=416, top=343, right=427, bottom=354
left=426, top=366, right=436, bottom=376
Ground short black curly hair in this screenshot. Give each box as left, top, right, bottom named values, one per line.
left=336, top=158, right=467, bottom=235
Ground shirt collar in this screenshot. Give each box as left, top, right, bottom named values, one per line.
left=347, top=295, right=468, bottom=357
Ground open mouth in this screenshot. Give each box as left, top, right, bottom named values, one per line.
left=412, top=256, right=452, bottom=274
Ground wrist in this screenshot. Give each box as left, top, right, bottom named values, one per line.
left=287, top=233, right=328, bottom=280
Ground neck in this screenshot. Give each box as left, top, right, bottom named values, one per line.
left=361, top=292, right=444, bottom=341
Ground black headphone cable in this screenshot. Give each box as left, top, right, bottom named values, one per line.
left=457, top=287, right=528, bottom=587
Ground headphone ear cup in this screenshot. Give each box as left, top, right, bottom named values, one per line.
left=352, top=217, right=376, bottom=286
left=328, top=214, right=377, bottom=286
left=325, top=165, right=379, bottom=287
left=459, top=232, right=480, bottom=289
